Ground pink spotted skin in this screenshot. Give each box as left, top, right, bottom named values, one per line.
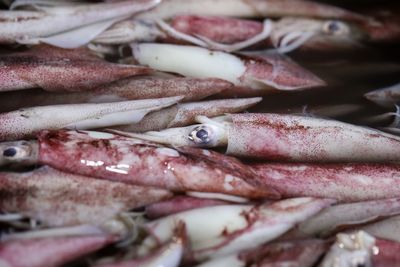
left=145, top=196, right=230, bottom=219
left=0, top=235, right=114, bottom=267
left=170, top=15, right=263, bottom=44
left=0, top=77, right=232, bottom=112
left=37, top=130, right=279, bottom=199
left=0, top=166, right=172, bottom=227
left=373, top=238, right=400, bottom=267
left=0, top=45, right=150, bottom=92
left=239, top=54, right=326, bottom=91
left=226, top=113, right=400, bottom=162
left=252, top=163, right=400, bottom=202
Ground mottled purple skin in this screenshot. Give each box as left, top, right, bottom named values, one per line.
left=170, top=15, right=263, bottom=44
left=0, top=166, right=172, bottom=227
left=252, top=163, right=400, bottom=202
left=145, top=196, right=230, bottom=219
left=0, top=45, right=150, bottom=92
left=37, top=130, right=278, bottom=199
left=239, top=239, right=328, bottom=267
left=0, top=235, right=114, bottom=267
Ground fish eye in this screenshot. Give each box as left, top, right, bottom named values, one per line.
left=188, top=126, right=211, bottom=145
left=323, top=20, right=349, bottom=35
left=3, top=147, right=17, bottom=157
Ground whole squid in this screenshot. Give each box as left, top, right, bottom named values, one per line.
left=126, top=113, right=400, bottom=162
left=0, top=166, right=171, bottom=227
left=0, top=96, right=181, bottom=141
left=0, top=130, right=279, bottom=199
left=131, top=43, right=326, bottom=92
left=0, top=77, right=233, bottom=112
left=0, top=0, right=161, bottom=48
left=140, top=198, right=333, bottom=262
left=0, top=45, right=150, bottom=92
left=136, top=0, right=367, bottom=22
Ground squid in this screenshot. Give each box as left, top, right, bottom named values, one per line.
left=196, top=239, right=328, bottom=267
left=93, top=15, right=349, bottom=53
left=365, top=82, right=400, bottom=108
left=253, top=163, right=400, bottom=202
left=0, top=130, right=279, bottom=199
left=0, top=0, right=161, bottom=48
left=0, top=234, right=115, bottom=267
left=112, top=97, right=262, bottom=133
left=131, top=43, right=325, bottom=93
left=0, top=77, right=233, bottom=112
left=0, top=45, right=150, bottom=92
left=136, top=0, right=367, bottom=22
left=126, top=113, right=400, bottom=162
left=283, top=198, right=400, bottom=239
left=139, top=198, right=333, bottom=262
left=0, top=96, right=181, bottom=141
left=0, top=166, right=172, bottom=227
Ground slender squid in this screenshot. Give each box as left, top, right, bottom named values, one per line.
left=140, top=198, right=333, bottom=262
left=127, top=113, right=400, bottom=162
left=0, top=130, right=279, bottom=199
left=0, top=45, right=150, bottom=92
left=0, top=77, right=233, bottom=112
left=0, top=96, right=181, bottom=141
left=0, top=0, right=161, bottom=48
left=131, top=43, right=326, bottom=92
left=0, top=166, right=172, bottom=227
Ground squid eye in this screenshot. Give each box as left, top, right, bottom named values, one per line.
left=188, top=126, right=211, bottom=145
left=323, top=20, right=348, bottom=35
left=3, top=147, right=17, bottom=157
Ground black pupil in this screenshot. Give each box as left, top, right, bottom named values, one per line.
left=196, top=129, right=209, bottom=141
left=328, top=22, right=340, bottom=33
left=356, top=264, right=365, bottom=267
left=3, top=148, right=17, bottom=157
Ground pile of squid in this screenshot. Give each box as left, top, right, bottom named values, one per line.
left=0, top=0, right=400, bottom=266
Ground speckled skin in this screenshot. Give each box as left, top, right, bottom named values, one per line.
left=239, top=53, right=326, bottom=91
left=0, top=0, right=161, bottom=44
left=0, top=166, right=172, bottom=227
left=0, top=77, right=232, bottom=112
left=227, top=113, right=400, bottom=162
left=253, top=163, right=400, bottom=202
left=37, top=130, right=278, bottom=199
left=170, top=15, right=263, bottom=44
left=0, top=235, right=114, bottom=267
left=0, top=45, right=150, bottom=92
